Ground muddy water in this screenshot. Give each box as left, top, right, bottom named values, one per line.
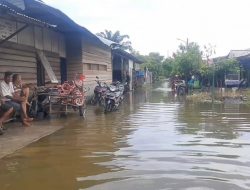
left=1, top=82, right=250, bottom=190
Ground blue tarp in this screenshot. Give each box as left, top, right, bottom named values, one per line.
left=136, top=71, right=144, bottom=77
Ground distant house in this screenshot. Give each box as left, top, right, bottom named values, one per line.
left=212, top=49, right=250, bottom=86
left=0, top=0, right=112, bottom=94
left=97, top=36, right=143, bottom=90
left=227, top=50, right=250, bottom=69
left=227, top=49, right=250, bottom=86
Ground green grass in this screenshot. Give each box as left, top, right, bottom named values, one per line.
left=186, top=88, right=247, bottom=104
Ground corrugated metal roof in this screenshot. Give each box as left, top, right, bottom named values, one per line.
left=24, top=0, right=105, bottom=46
left=113, top=49, right=143, bottom=64
left=0, top=2, right=55, bottom=26
left=97, top=36, right=118, bottom=47
left=1, top=0, right=106, bottom=46
left=3, top=0, right=25, bottom=10
left=228, top=50, right=250, bottom=59
left=96, top=36, right=143, bottom=63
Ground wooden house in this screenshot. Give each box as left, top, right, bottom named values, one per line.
left=0, top=0, right=112, bottom=96
left=0, top=0, right=67, bottom=84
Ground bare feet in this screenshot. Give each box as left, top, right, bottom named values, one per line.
left=22, top=121, right=31, bottom=127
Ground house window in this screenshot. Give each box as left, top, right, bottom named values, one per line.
left=87, top=64, right=91, bottom=70
left=84, top=63, right=107, bottom=71
left=99, top=65, right=107, bottom=71
left=91, top=64, right=99, bottom=70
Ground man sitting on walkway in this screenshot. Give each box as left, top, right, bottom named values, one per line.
left=0, top=72, right=31, bottom=127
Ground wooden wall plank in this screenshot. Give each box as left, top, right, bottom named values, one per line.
left=0, top=41, right=36, bottom=53
left=43, top=28, right=52, bottom=52
left=0, top=60, right=36, bottom=67
left=58, top=34, right=66, bottom=58
left=34, top=26, right=43, bottom=50
left=0, top=47, right=35, bottom=57
left=0, top=44, right=37, bottom=84
left=0, top=18, right=17, bottom=43
left=0, top=52, right=36, bottom=62
left=17, top=23, right=34, bottom=46
left=51, top=31, right=59, bottom=53
left=0, top=17, right=66, bottom=56
left=0, top=66, right=36, bottom=73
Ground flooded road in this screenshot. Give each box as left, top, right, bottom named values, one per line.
left=1, top=82, right=250, bottom=190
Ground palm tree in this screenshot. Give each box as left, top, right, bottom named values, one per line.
left=96, top=30, right=133, bottom=52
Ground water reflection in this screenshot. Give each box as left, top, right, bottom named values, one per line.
left=1, top=82, right=250, bottom=190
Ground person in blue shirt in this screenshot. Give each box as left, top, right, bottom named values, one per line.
left=188, top=75, right=195, bottom=92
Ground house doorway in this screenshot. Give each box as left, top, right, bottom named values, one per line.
left=60, top=58, right=67, bottom=83
left=37, top=57, right=45, bottom=86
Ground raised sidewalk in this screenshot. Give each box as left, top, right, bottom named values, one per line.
left=0, top=122, right=63, bottom=159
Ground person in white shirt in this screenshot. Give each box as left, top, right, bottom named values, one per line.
left=0, top=72, right=31, bottom=127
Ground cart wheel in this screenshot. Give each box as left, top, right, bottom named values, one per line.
left=79, top=106, right=86, bottom=118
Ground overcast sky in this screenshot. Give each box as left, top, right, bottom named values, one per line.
left=44, top=0, right=250, bottom=58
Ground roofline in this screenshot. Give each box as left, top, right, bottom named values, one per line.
left=1, top=0, right=106, bottom=46
left=0, top=3, right=55, bottom=27
left=112, top=49, right=143, bottom=64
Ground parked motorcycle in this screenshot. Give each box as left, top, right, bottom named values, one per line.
left=104, top=81, right=125, bottom=113
left=91, top=76, right=108, bottom=106
left=171, top=79, right=187, bottom=96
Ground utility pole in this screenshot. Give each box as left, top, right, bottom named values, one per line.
left=204, top=44, right=216, bottom=104
left=177, top=38, right=189, bottom=52
left=212, top=63, right=215, bottom=104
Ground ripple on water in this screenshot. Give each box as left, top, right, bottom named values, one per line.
left=1, top=83, right=250, bottom=190
left=79, top=101, right=250, bottom=190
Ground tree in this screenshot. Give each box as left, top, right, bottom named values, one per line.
left=203, top=43, right=216, bottom=64
left=162, top=58, right=174, bottom=78
left=171, top=42, right=202, bottom=80
left=140, top=52, right=166, bottom=81
left=214, top=58, right=239, bottom=85
left=96, top=30, right=133, bottom=52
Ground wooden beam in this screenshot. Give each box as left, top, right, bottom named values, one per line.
left=0, top=24, right=29, bottom=46
left=36, top=50, right=59, bottom=84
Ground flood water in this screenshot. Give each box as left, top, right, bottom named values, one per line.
left=1, top=82, right=250, bottom=190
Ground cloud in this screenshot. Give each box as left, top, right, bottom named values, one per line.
left=44, top=0, right=250, bottom=57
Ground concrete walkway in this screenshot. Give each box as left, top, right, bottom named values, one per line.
left=0, top=122, right=63, bottom=159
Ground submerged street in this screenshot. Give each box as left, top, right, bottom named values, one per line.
left=1, top=82, right=250, bottom=190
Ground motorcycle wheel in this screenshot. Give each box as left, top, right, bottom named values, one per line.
left=90, top=96, right=97, bottom=105
left=99, top=97, right=105, bottom=107
left=177, top=87, right=186, bottom=96
left=104, top=102, right=112, bottom=113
